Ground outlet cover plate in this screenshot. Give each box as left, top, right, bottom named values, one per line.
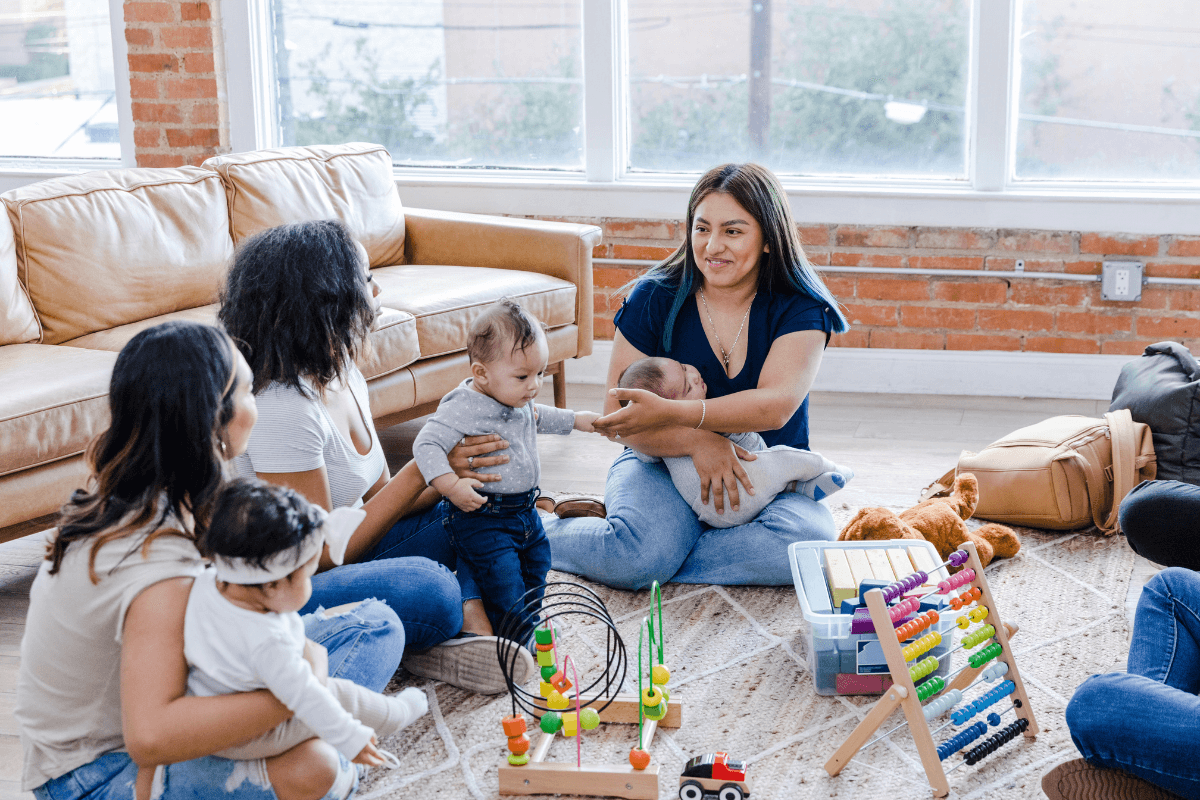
left=1102, top=261, right=1144, bottom=301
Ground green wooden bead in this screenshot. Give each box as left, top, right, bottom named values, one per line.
left=540, top=712, right=562, bottom=734
left=541, top=665, right=557, bottom=681
left=534, top=627, right=556, bottom=645
left=507, top=753, right=530, bottom=766
left=536, top=649, right=555, bottom=667
left=580, top=708, right=600, bottom=729
left=643, top=702, right=667, bottom=720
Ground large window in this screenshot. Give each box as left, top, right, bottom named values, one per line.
left=0, top=0, right=121, bottom=161
left=270, top=0, right=584, bottom=169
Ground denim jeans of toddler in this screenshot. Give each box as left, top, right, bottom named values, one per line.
left=443, top=490, right=550, bottom=642
left=1065, top=567, right=1200, bottom=799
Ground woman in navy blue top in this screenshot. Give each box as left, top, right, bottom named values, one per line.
left=543, top=163, right=849, bottom=590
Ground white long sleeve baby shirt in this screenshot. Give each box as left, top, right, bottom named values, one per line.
left=184, top=568, right=373, bottom=760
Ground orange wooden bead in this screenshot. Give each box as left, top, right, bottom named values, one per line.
left=501, top=715, right=527, bottom=737
left=550, top=670, right=573, bottom=692
left=535, top=643, right=555, bottom=652
left=508, top=734, right=530, bottom=755
left=629, top=748, right=651, bottom=770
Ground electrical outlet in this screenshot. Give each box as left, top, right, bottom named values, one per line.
left=1102, top=261, right=1144, bottom=302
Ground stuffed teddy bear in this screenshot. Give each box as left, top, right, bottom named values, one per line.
left=838, top=472, right=1021, bottom=567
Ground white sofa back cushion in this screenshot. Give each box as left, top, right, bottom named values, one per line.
left=0, top=208, right=39, bottom=345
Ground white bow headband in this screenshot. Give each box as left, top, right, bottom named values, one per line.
left=212, top=507, right=366, bottom=584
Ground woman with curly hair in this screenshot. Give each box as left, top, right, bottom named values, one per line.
left=219, top=219, right=532, bottom=693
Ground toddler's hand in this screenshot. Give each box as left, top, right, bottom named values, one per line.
left=353, top=736, right=385, bottom=767
left=447, top=477, right=486, bottom=512
left=573, top=411, right=601, bottom=433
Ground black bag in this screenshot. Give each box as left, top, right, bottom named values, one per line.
left=1110, top=342, right=1200, bottom=485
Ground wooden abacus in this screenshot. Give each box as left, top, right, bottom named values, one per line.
left=824, top=541, right=1037, bottom=798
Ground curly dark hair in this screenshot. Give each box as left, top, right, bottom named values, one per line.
left=199, top=479, right=322, bottom=577
left=50, top=321, right=237, bottom=581
left=218, top=219, right=375, bottom=396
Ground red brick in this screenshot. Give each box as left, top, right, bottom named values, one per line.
left=842, top=303, right=898, bottom=327
left=822, top=276, right=855, bottom=298
left=180, top=1, right=211, bottom=20
left=1080, top=233, right=1159, bottom=256
left=1167, top=289, right=1200, bottom=312
left=909, top=255, right=984, bottom=271
left=183, top=52, right=215, bottom=73
left=946, top=333, right=1022, bottom=351
left=830, top=330, right=869, bottom=348
left=165, top=128, right=220, bottom=148
left=1010, top=283, right=1088, bottom=307
left=134, top=128, right=162, bottom=148
left=1167, top=237, right=1200, bottom=257
left=593, top=292, right=621, bottom=314
left=1063, top=259, right=1102, bottom=275
left=807, top=251, right=830, bottom=266
left=161, top=27, right=211, bottom=48
left=128, top=53, right=178, bottom=73
left=125, top=27, right=154, bottom=46
left=611, top=244, right=676, bottom=261
left=131, top=102, right=181, bottom=123
left=1136, top=316, right=1200, bottom=338
left=1102, top=340, right=1151, bottom=355
left=593, top=266, right=641, bottom=289
left=831, top=252, right=905, bottom=268
left=1056, top=312, right=1131, bottom=335
left=978, top=309, right=1054, bottom=332
left=987, top=257, right=1066, bottom=273
left=870, top=330, right=944, bottom=349
left=591, top=244, right=609, bottom=259
left=188, top=102, right=220, bottom=125
left=604, top=220, right=677, bottom=241
left=913, top=228, right=995, bottom=250
left=1025, top=336, right=1100, bottom=354
left=900, top=306, right=976, bottom=330
left=1146, top=261, right=1200, bottom=280
left=593, top=317, right=615, bottom=339
left=137, top=153, right=186, bottom=168
left=835, top=225, right=910, bottom=248
left=797, top=224, right=831, bottom=246
left=856, top=278, right=929, bottom=302
left=1089, top=285, right=1168, bottom=310
left=125, top=2, right=174, bottom=22
left=164, top=77, right=218, bottom=99
left=185, top=151, right=218, bottom=167
left=931, top=280, right=1008, bottom=305
left=994, top=230, right=1074, bottom=254
left=129, top=77, right=159, bottom=99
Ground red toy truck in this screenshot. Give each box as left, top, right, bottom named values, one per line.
left=678, top=752, right=751, bottom=800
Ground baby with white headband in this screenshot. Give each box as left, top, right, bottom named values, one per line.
left=184, top=479, right=427, bottom=777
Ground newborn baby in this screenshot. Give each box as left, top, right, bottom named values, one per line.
left=617, top=357, right=853, bottom=528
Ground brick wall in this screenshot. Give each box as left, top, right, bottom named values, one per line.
left=579, top=219, right=1200, bottom=355
left=124, top=0, right=228, bottom=167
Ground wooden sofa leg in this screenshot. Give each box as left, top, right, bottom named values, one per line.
left=548, top=361, right=566, bottom=408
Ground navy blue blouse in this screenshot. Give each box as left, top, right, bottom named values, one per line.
left=613, top=278, right=833, bottom=450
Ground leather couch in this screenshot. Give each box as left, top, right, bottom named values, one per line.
left=0, top=143, right=601, bottom=538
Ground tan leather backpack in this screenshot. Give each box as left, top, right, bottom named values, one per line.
left=921, top=409, right=1157, bottom=534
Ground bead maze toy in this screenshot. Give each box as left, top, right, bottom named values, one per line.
left=496, top=581, right=683, bottom=800
left=823, top=541, right=1038, bottom=798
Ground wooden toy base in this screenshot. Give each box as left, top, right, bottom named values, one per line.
left=499, top=696, right=682, bottom=799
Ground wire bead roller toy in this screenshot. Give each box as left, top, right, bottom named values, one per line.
left=823, top=543, right=1039, bottom=798
left=496, top=581, right=682, bottom=800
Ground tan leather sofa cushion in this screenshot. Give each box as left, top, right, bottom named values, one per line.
left=3, top=167, right=233, bottom=344
left=0, top=209, right=39, bottom=345
left=202, top=144, right=405, bottom=268
left=60, top=304, right=420, bottom=380
left=0, top=344, right=117, bottom=477
left=371, top=265, right=576, bottom=360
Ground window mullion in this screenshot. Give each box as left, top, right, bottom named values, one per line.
left=222, top=0, right=276, bottom=152
left=583, top=0, right=623, bottom=182
left=106, top=0, right=136, bottom=166
left=970, top=0, right=1016, bottom=191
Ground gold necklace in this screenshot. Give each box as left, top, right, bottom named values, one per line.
left=698, top=289, right=756, bottom=374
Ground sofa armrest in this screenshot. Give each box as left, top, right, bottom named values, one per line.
left=402, top=207, right=602, bottom=358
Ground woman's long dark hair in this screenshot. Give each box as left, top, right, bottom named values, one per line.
left=49, top=321, right=237, bottom=581
left=218, top=219, right=375, bottom=396
left=637, top=163, right=850, bottom=352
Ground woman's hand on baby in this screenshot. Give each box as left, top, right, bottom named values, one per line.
left=692, top=436, right=757, bottom=515
left=302, top=638, right=329, bottom=686
left=433, top=475, right=487, bottom=512
left=448, top=434, right=509, bottom=483
left=573, top=411, right=601, bottom=432
left=353, top=736, right=386, bottom=767
left=594, top=388, right=676, bottom=437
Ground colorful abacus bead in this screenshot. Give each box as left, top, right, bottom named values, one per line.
left=580, top=708, right=601, bottom=730
left=963, top=624, right=997, bottom=649
left=916, top=675, right=945, bottom=701
left=629, top=749, right=651, bottom=770
left=963, top=718, right=1030, bottom=765
left=969, top=606, right=990, bottom=623
left=651, top=664, right=671, bottom=685
left=909, top=656, right=938, bottom=682
left=948, top=549, right=970, bottom=567
left=981, top=660, right=1010, bottom=683
left=937, top=721, right=988, bottom=760
left=987, top=712, right=1002, bottom=727
left=923, top=688, right=963, bottom=720
left=969, top=642, right=1004, bottom=669
left=540, top=712, right=563, bottom=734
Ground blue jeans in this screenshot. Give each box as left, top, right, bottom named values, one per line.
left=443, top=491, right=551, bottom=639
left=1065, top=568, right=1200, bottom=799
left=33, top=600, right=402, bottom=800
left=1119, top=479, right=1200, bottom=571
left=545, top=448, right=836, bottom=590
left=303, top=504, right=476, bottom=651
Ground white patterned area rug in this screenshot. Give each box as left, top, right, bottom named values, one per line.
left=364, top=520, right=1136, bottom=800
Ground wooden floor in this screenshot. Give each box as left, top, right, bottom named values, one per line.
left=0, top=388, right=1108, bottom=799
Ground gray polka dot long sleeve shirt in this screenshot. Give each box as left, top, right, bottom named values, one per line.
left=413, top=378, right=577, bottom=494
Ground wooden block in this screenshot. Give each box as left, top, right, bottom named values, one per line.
left=886, top=548, right=915, bottom=582
left=844, top=549, right=872, bottom=591
left=865, top=549, right=895, bottom=581
left=823, top=550, right=857, bottom=606
left=499, top=762, right=659, bottom=799
left=564, top=694, right=682, bottom=728
left=796, top=549, right=832, bottom=614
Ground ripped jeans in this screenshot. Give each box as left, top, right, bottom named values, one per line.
left=32, top=599, right=404, bottom=800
